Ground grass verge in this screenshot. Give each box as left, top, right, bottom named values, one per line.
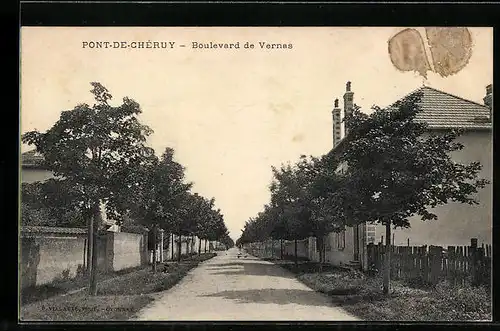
left=20, top=265, right=147, bottom=305
left=20, top=252, right=217, bottom=321
left=271, top=259, right=491, bottom=321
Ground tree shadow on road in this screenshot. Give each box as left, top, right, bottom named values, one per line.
left=200, top=289, right=334, bottom=307
left=207, top=262, right=246, bottom=268
left=205, top=262, right=295, bottom=278
left=207, top=259, right=260, bottom=268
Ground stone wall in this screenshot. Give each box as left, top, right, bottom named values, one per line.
left=20, top=227, right=149, bottom=289
left=20, top=230, right=87, bottom=288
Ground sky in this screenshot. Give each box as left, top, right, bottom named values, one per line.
left=20, top=27, right=493, bottom=241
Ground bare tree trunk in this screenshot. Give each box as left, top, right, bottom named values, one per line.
left=318, top=236, right=324, bottom=273
left=177, top=234, right=182, bottom=262
left=294, top=239, right=298, bottom=267
left=152, top=225, right=157, bottom=272
left=280, top=239, right=283, bottom=260
left=383, top=222, right=391, bottom=295
left=198, top=237, right=202, bottom=255
left=89, top=204, right=100, bottom=296
left=86, top=210, right=94, bottom=277
left=171, top=233, right=174, bottom=260
left=204, top=239, right=207, bottom=253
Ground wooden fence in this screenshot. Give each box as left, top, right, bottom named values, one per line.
left=367, top=238, right=491, bottom=287
left=243, top=239, right=309, bottom=261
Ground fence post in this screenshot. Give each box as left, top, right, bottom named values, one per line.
left=429, top=246, right=442, bottom=285
left=378, top=242, right=383, bottom=272
left=477, top=246, right=485, bottom=285
left=421, top=245, right=429, bottom=282
left=402, top=246, right=409, bottom=279
left=470, top=238, right=478, bottom=286
left=449, top=246, right=456, bottom=285
left=367, top=243, right=374, bottom=275
left=461, top=245, right=465, bottom=280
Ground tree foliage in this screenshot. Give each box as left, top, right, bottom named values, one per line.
left=238, top=91, right=489, bottom=275
left=21, top=81, right=234, bottom=284
left=339, top=92, right=489, bottom=228
left=21, top=180, right=86, bottom=227
left=22, top=82, right=155, bottom=225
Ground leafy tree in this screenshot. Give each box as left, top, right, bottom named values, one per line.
left=172, top=191, right=197, bottom=260
left=206, top=211, right=229, bottom=251
left=21, top=182, right=55, bottom=226
left=269, top=161, right=313, bottom=265
left=121, top=147, right=194, bottom=268
left=305, top=152, right=356, bottom=270
left=21, top=178, right=90, bottom=228
left=339, top=92, right=489, bottom=294
left=193, top=195, right=217, bottom=254
left=22, top=82, right=154, bottom=295
left=220, top=234, right=234, bottom=249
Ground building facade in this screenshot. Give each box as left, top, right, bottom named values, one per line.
left=324, top=82, right=492, bottom=269
left=372, top=84, right=493, bottom=247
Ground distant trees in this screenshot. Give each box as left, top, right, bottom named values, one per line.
left=220, top=234, right=235, bottom=249
left=238, top=92, right=489, bottom=293
left=238, top=155, right=346, bottom=266
left=120, top=147, right=191, bottom=270
left=21, top=82, right=232, bottom=294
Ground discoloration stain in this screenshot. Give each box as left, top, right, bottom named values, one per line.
left=388, top=27, right=473, bottom=78
left=425, top=27, right=473, bottom=77
left=270, top=102, right=294, bottom=115
left=388, top=28, right=431, bottom=78
left=266, top=77, right=282, bottom=89
left=183, top=56, right=194, bottom=65
left=292, top=133, right=304, bottom=143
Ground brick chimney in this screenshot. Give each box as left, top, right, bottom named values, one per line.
left=332, top=98, right=342, bottom=147
left=483, top=84, right=492, bottom=120
left=343, top=81, right=354, bottom=136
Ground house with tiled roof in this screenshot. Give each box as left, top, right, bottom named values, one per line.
left=311, top=82, right=492, bottom=270
left=21, top=150, right=120, bottom=232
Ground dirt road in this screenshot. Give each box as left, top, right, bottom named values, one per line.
left=133, top=248, right=359, bottom=321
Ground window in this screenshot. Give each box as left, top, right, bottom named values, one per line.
left=336, top=230, right=346, bottom=250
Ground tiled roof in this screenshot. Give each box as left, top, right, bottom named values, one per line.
left=387, top=86, right=492, bottom=130
left=21, top=226, right=87, bottom=235
left=327, top=85, right=492, bottom=157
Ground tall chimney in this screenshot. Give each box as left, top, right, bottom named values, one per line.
left=484, top=84, right=492, bottom=120
left=332, top=98, right=342, bottom=147
left=343, top=81, right=354, bottom=136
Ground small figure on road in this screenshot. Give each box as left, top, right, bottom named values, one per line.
left=237, top=246, right=243, bottom=258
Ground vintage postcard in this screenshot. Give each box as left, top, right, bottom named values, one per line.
left=19, top=27, right=492, bottom=322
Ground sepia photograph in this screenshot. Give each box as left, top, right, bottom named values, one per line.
left=19, top=26, right=492, bottom=322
